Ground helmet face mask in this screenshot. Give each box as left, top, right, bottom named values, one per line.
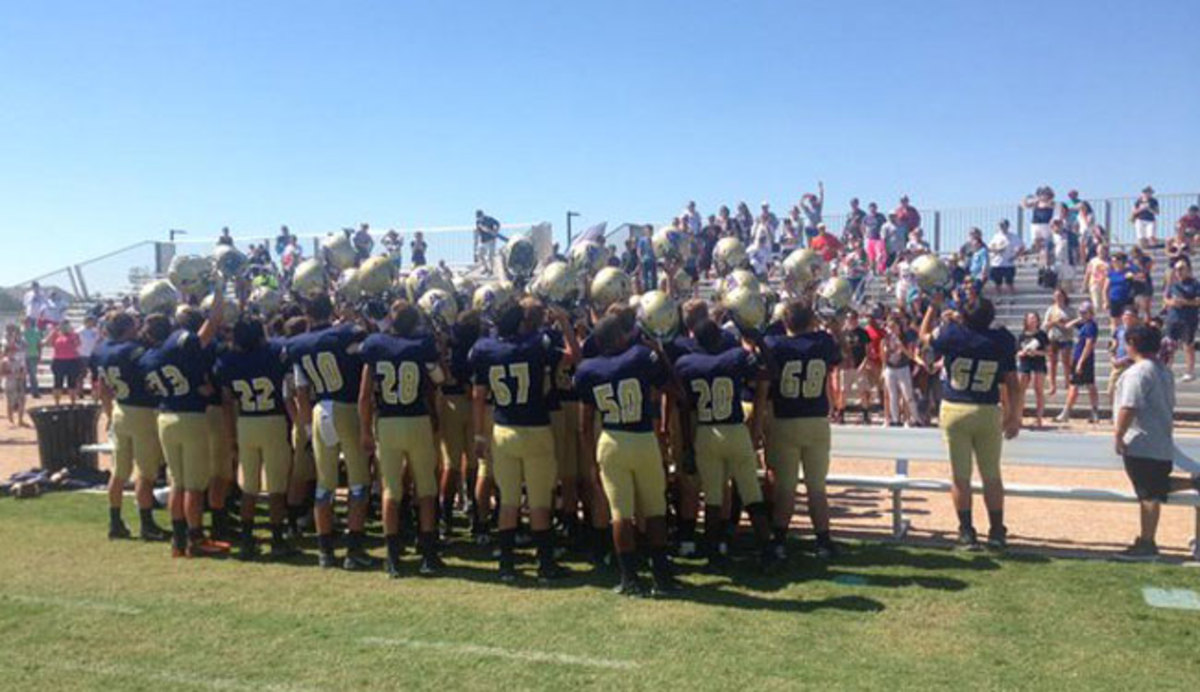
left=502, top=237, right=538, bottom=282
left=291, top=258, right=328, bottom=300
left=817, top=277, right=853, bottom=312
left=532, top=260, right=580, bottom=306
left=637, top=290, right=679, bottom=340
left=723, top=285, right=766, bottom=333
left=712, top=237, right=747, bottom=277
left=213, top=245, right=248, bottom=279
left=569, top=241, right=609, bottom=277
left=405, top=266, right=453, bottom=303
left=418, top=288, right=458, bottom=330
left=168, top=255, right=215, bottom=299
left=652, top=228, right=691, bottom=265
left=356, top=255, right=396, bottom=297
left=911, top=254, right=952, bottom=293
left=139, top=279, right=180, bottom=316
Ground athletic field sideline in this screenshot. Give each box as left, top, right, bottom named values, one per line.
left=1, top=494, right=1197, bottom=691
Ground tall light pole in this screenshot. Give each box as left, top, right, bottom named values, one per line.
left=566, top=211, right=581, bottom=246
left=169, top=229, right=187, bottom=242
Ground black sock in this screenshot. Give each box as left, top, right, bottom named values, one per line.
left=650, top=546, right=672, bottom=579
left=816, top=530, right=832, bottom=546
left=270, top=523, right=285, bottom=543
left=591, top=525, right=611, bottom=562
left=346, top=530, right=365, bottom=553
left=772, top=526, right=788, bottom=546
left=187, top=527, right=205, bottom=544
left=957, top=510, right=973, bottom=530
left=171, top=520, right=188, bottom=550
left=534, top=529, right=554, bottom=570
left=677, top=519, right=697, bottom=543
left=317, top=533, right=335, bottom=556
left=615, top=550, right=638, bottom=583
left=109, top=507, right=122, bottom=528
left=212, top=511, right=228, bottom=537
left=418, top=531, right=437, bottom=558
left=241, top=522, right=254, bottom=541
left=441, top=496, right=455, bottom=525
left=139, top=508, right=155, bottom=529
left=498, top=529, right=516, bottom=570
left=386, top=533, right=402, bottom=563
left=703, top=507, right=725, bottom=556
left=988, top=510, right=1004, bottom=532
left=286, top=505, right=302, bottom=532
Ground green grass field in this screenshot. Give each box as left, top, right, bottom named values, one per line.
left=0, top=493, right=1197, bottom=691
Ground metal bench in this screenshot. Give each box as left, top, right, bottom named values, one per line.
left=825, top=426, right=1200, bottom=561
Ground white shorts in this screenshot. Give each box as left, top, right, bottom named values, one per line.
left=1031, top=223, right=1052, bottom=244
left=1134, top=219, right=1157, bottom=241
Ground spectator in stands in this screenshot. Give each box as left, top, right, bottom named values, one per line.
left=965, top=229, right=989, bottom=293
left=2, top=332, right=27, bottom=427
left=840, top=238, right=869, bottom=297
left=881, top=310, right=920, bottom=427
left=1017, top=312, right=1049, bottom=428
left=810, top=223, right=842, bottom=263
left=78, top=315, right=99, bottom=401
left=863, top=307, right=886, bottom=420
left=1056, top=301, right=1100, bottom=424
left=23, top=281, right=48, bottom=325
left=863, top=202, right=887, bottom=275
left=1023, top=186, right=1056, bottom=268
left=892, top=195, right=921, bottom=237
left=1077, top=202, right=1099, bottom=260
left=475, top=210, right=501, bottom=273
left=843, top=198, right=866, bottom=245
left=681, top=200, right=701, bottom=235
left=1128, top=246, right=1154, bottom=317
left=906, top=227, right=931, bottom=255
left=756, top=202, right=778, bottom=249
left=410, top=231, right=428, bottom=267
left=835, top=310, right=872, bottom=424
left=1131, top=186, right=1160, bottom=248
left=351, top=223, right=373, bottom=264
left=1062, top=189, right=1083, bottom=232
left=883, top=214, right=906, bottom=274
left=698, top=215, right=720, bottom=274
left=605, top=245, right=621, bottom=267
left=1108, top=307, right=1140, bottom=404
left=280, top=236, right=303, bottom=286
left=1103, top=252, right=1135, bottom=331
left=620, top=237, right=638, bottom=275
left=1176, top=205, right=1200, bottom=250
left=217, top=226, right=233, bottom=246
left=800, top=183, right=824, bottom=241
left=1051, top=220, right=1078, bottom=292
left=716, top=205, right=734, bottom=237
left=274, top=225, right=292, bottom=257
left=1044, top=288, right=1073, bottom=397
left=43, top=319, right=82, bottom=406
left=779, top=218, right=800, bottom=255
left=749, top=220, right=772, bottom=278
left=1164, top=257, right=1200, bottom=382
left=1113, top=324, right=1200, bottom=560
left=1083, top=243, right=1111, bottom=316
left=734, top=202, right=754, bottom=243
left=22, top=317, right=43, bottom=399
left=988, top=219, right=1023, bottom=296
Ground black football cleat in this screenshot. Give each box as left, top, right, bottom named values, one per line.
left=108, top=522, right=132, bottom=540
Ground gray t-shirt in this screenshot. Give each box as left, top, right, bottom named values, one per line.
left=1114, top=359, right=1175, bottom=462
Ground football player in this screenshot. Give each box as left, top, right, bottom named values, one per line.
left=759, top=300, right=842, bottom=561
left=437, top=310, right=482, bottom=541
left=93, top=310, right=168, bottom=541
left=281, top=315, right=316, bottom=538
left=215, top=316, right=298, bottom=560
left=675, top=318, right=774, bottom=570
left=139, top=289, right=229, bottom=557
left=288, top=294, right=373, bottom=570
left=359, top=300, right=446, bottom=577
left=205, top=323, right=236, bottom=540
left=470, top=297, right=578, bottom=583
left=919, top=296, right=1020, bottom=550
left=576, top=314, right=681, bottom=597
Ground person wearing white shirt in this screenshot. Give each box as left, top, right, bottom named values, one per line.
left=23, top=282, right=48, bottom=324
left=681, top=201, right=701, bottom=236
left=78, top=315, right=100, bottom=399
left=987, top=219, right=1024, bottom=296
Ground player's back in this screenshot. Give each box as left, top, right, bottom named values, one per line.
left=288, top=323, right=364, bottom=404
left=140, top=330, right=211, bottom=413
left=470, top=331, right=558, bottom=427
left=764, top=331, right=841, bottom=418
left=934, top=323, right=1016, bottom=405
left=575, top=343, right=665, bottom=432
left=93, top=339, right=157, bottom=408
left=215, top=343, right=288, bottom=417
left=360, top=332, right=439, bottom=417
left=676, top=347, right=756, bottom=426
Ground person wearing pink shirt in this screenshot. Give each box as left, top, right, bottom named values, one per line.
left=44, top=320, right=82, bottom=406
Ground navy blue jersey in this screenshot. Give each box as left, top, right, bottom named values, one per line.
left=360, top=333, right=440, bottom=417
left=214, top=342, right=288, bottom=417
left=764, top=332, right=842, bottom=419
left=574, top=343, right=667, bottom=433
left=675, top=348, right=759, bottom=425
left=469, top=331, right=561, bottom=426
left=932, top=322, right=1017, bottom=405
left=91, top=339, right=157, bottom=408
left=203, top=341, right=225, bottom=406
left=287, top=323, right=366, bottom=405
left=440, top=323, right=476, bottom=396
left=663, top=331, right=739, bottom=364
left=139, top=330, right=213, bottom=413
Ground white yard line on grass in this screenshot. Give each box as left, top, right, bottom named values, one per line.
left=1, top=593, right=143, bottom=615
left=361, top=636, right=639, bottom=670
left=0, top=658, right=314, bottom=692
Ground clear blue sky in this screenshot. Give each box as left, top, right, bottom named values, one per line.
left=2, top=0, right=1197, bottom=287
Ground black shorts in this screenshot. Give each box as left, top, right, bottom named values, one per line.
left=1123, top=456, right=1173, bottom=502
left=1018, top=358, right=1046, bottom=374
left=50, top=358, right=83, bottom=390
left=1167, top=319, right=1198, bottom=344
left=1130, top=280, right=1151, bottom=298
left=1109, top=298, right=1132, bottom=319
left=1069, top=359, right=1095, bottom=386
left=989, top=266, right=1016, bottom=287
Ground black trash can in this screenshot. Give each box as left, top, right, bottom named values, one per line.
left=29, top=404, right=101, bottom=472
